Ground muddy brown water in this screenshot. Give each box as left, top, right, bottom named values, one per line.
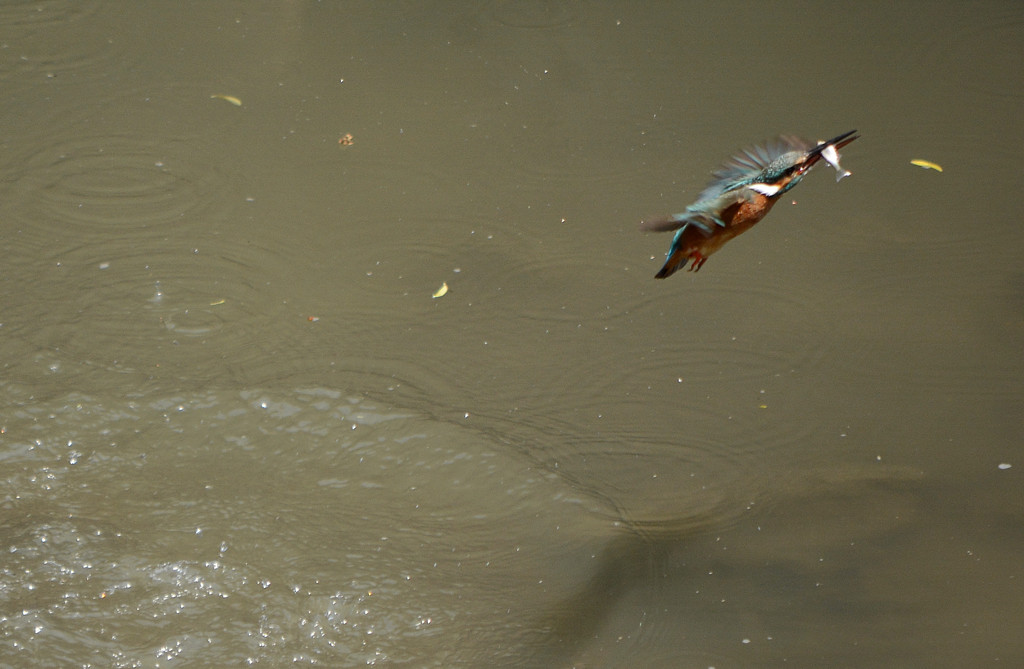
left=1, top=2, right=1021, bottom=667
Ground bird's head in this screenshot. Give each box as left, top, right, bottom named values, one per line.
left=747, top=130, right=859, bottom=197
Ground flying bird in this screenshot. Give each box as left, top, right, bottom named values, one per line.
left=642, top=130, right=858, bottom=278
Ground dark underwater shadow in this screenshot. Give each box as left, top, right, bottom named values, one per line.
left=524, top=464, right=928, bottom=668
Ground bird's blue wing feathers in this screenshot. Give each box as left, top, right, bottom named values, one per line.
left=641, top=135, right=815, bottom=236
left=639, top=207, right=727, bottom=236
left=697, top=135, right=811, bottom=202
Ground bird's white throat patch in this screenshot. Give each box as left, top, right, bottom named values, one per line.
left=748, top=183, right=781, bottom=196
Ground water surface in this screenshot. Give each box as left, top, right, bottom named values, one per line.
left=1, top=2, right=1022, bottom=667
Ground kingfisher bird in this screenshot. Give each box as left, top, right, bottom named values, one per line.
left=642, top=130, right=858, bottom=278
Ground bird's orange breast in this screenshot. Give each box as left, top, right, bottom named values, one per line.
left=722, top=192, right=776, bottom=235
left=698, top=192, right=777, bottom=255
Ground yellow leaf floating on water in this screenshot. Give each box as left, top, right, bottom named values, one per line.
left=432, top=282, right=448, bottom=299
left=910, top=159, right=943, bottom=172
left=210, top=94, right=242, bottom=106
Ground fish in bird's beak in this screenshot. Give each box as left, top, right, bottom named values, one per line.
left=801, top=129, right=858, bottom=180
left=819, top=143, right=851, bottom=181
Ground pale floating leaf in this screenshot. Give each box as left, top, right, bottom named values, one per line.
left=910, top=159, right=943, bottom=172
left=432, top=282, right=448, bottom=299
left=210, top=94, right=242, bottom=106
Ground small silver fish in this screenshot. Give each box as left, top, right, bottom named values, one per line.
left=818, top=142, right=851, bottom=182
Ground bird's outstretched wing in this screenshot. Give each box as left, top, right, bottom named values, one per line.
left=639, top=186, right=756, bottom=235
left=696, top=135, right=810, bottom=202
left=639, top=209, right=722, bottom=236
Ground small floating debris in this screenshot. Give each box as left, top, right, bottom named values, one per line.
left=910, top=159, right=943, bottom=172
left=432, top=282, right=449, bottom=299
left=210, top=94, right=242, bottom=106
left=209, top=299, right=225, bottom=306
left=338, top=133, right=354, bottom=146
left=998, top=463, right=1012, bottom=470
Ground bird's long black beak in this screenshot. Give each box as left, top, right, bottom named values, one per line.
left=802, top=129, right=859, bottom=169
left=823, top=129, right=859, bottom=149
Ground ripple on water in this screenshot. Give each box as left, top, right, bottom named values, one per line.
left=0, top=0, right=100, bottom=27
left=787, top=209, right=1019, bottom=399
left=358, top=355, right=791, bottom=537
left=1, top=237, right=305, bottom=386
left=308, top=239, right=832, bottom=535
left=487, top=0, right=578, bottom=29
left=4, top=132, right=233, bottom=232
left=0, top=124, right=313, bottom=386
left=614, top=278, right=836, bottom=385
left=0, top=1, right=124, bottom=82
left=529, top=432, right=766, bottom=538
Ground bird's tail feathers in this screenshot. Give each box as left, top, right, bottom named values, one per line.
left=654, top=262, right=679, bottom=279
left=640, top=212, right=719, bottom=235
left=639, top=214, right=687, bottom=232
